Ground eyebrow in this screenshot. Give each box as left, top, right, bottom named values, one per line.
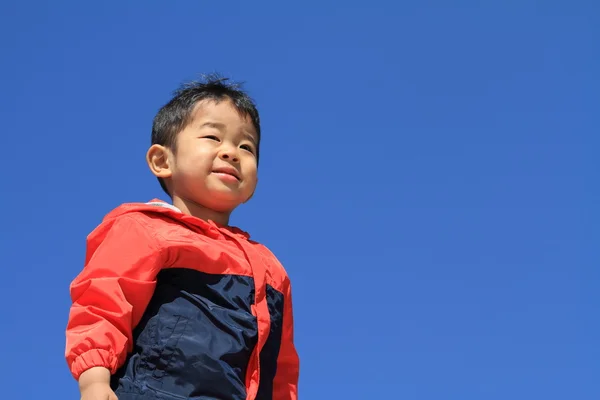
left=242, top=131, right=258, bottom=146
left=200, top=121, right=226, bottom=129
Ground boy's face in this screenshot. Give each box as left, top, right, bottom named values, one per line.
left=151, top=99, right=259, bottom=213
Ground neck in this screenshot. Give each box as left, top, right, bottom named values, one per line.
left=171, top=196, right=232, bottom=226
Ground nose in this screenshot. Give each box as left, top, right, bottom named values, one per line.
left=218, top=144, right=239, bottom=163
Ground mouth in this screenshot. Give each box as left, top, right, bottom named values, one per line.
left=212, top=167, right=241, bottom=181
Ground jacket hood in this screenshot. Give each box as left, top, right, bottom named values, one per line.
left=102, top=199, right=251, bottom=240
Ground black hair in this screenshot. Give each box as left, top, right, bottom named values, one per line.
left=151, top=73, right=261, bottom=196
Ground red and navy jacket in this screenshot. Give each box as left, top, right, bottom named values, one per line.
left=65, top=200, right=299, bottom=400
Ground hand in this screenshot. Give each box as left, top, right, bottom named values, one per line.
left=79, top=367, right=117, bottom=400
left=80, top=382, right=117, bottom=400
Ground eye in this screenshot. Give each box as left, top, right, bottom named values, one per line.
left=240, top=144, right=255, bottom=154
left=203, top=135, right=220, bottom=141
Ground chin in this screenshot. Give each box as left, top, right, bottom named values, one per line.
left=203, top=193, right=244, bottom=212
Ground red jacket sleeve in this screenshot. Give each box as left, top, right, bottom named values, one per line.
left=273, top=278, right=300, bottom=400
left=65, top=214, right=166, bottom=380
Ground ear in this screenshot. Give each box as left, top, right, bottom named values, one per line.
left=146, top=144, right=173, bottom=179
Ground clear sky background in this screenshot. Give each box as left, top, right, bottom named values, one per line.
left=0, top=1, right=597, bottom=399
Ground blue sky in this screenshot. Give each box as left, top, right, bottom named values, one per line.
left=0, top=1, right=597, bottom=399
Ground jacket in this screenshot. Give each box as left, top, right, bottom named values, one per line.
left=65, top=200, right=299, bottom=400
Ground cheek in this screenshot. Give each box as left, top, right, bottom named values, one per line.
left=245, top=172, right=258, bottom=193
left=177, top=148, right=213, bottom=171
left=244, top=164, right=258, bottom=182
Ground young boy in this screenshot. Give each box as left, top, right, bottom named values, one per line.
left=65, top=75, right=299, bottom=400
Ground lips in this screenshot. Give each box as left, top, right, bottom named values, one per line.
left=212, top=166, right=241, bottom=181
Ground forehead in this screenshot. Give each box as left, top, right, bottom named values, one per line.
left=190, top=99, right=255, bottom=131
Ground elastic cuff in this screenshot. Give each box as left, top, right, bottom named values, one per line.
left=70, top=349, right=117, bottom=380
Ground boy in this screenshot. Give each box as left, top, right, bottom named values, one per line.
left=65, top=75, right=299, bottom=400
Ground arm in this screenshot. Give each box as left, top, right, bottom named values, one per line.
left=272, top=279, right=300, bottom=400
left=65, top=214, right=166, bottom=381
